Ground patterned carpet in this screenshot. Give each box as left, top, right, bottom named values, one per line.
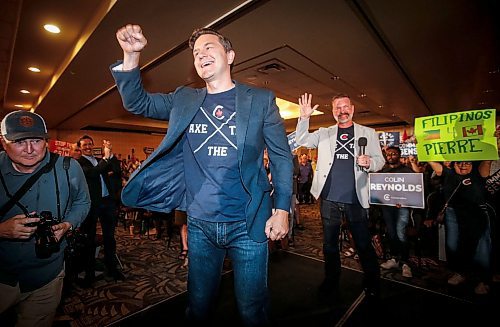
left=54, top=203, right=492, bottom=326
left=54, top=223, right=189, bottom=327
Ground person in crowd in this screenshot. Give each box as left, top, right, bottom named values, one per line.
left=0, top=111, right=90, bottom=326
left=288, top=150, right=302, bottom=247
left=107, top=150, right=123, bottom=207
left=486, top=125, right=500, bottom=281
left=106, top=150, right=124, bottom=231
left=175, top=210, right=189, bottom=267
left=408, top=155, right=439, bottom=259
left=77, top=135, right=125, bottom=286
left=295, top=93, right=385, bottom=301
left=69, top=143, right=82, bottom=160
left=378, top=146, right=415, bottom=278
left=112, top=24, right=292, bottom=325
left=297, top=153, right=313, bottom=204
left=427, top=160, right=493, bottom=294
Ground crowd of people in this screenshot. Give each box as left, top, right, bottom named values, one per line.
left=1, top=21, right=498, bottom=327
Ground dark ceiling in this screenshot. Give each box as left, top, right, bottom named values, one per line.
left=1, top=0, right=499, bottom=134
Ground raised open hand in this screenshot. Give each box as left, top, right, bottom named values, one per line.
left=298, top=93, right=319, bottom=119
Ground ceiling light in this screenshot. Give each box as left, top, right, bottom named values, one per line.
left=28, top=67, right=40, bottom=73
left=360, top=93, right=367, bottom=98
left=44, top=24, right=61, bottom=34
left=20, top=89, right=30, bottom=94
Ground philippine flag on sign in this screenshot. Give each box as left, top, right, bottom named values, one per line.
left=423, top=129, right=441, bottom=140
left=462, top=125, right=483, bottom=137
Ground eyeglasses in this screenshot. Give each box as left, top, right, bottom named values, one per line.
left=456, top=162, right=472, bottom=166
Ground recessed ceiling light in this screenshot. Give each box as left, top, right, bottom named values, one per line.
left=44, top=24, right=61, bottom=34
left=20, top=89, right=30, bottom=94
left=360, top=93, right=367, bottom=98
left=28, top=67, right=41, bottom=73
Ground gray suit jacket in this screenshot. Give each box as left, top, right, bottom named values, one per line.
left=295, top=119, right=384, bottom=208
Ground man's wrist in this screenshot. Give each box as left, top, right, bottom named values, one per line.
left=64, top=222, right=73, bottom=231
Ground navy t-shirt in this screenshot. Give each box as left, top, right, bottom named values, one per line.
left=183, top=88, right=248, bottom=222
left=321, top=125, right=357, bottom=203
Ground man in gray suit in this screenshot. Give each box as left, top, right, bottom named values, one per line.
left=295, top=93, right=385, bottom=302
left=112, top=24, right=292, bottom=326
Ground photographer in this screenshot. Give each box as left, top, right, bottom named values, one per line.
left=0, top=111, right=90, bottom=326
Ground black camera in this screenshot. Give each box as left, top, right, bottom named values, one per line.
left=26, top=211, right=61, bottom=258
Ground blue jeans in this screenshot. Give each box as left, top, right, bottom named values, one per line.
left=381, top=206, right=410, bottom=262
left=319, top=200, right=380, bottom=290
left=445, top=206, right=492, bottom=278
left=186, top=217, right=269, bottom=326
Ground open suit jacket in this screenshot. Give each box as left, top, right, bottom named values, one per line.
left=77, top=156, right=115, bottom=207
left=295, top=119, right=385, bottom=208
left=111, top=63, right=292, bottom=242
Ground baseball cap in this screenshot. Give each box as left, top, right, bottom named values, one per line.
left=1, top=110, right=48, bottom=142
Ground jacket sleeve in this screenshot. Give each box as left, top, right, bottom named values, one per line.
left=79, top=157, right=111, bottom=178
left=110, top=62, right=173, bottom=121
left=65, top=158, right=90, bottom=228
left=367, top=128, right=385, bottom=172
left=264, top=93, right=293, bottom=212
left=295, top=118, right=319, bottom=148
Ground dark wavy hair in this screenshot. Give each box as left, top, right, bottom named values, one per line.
left=188, top=27, right=233, bottom=52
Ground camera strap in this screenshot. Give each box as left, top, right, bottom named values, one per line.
left=0, top=152, right=60, bottom=217
left=54, top=156, right=71, bottom=219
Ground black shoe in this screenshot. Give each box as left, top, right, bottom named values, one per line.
left=317, top=280, right=339, bottom=304
left=363, top=287, right=380, bottom=303
left=77, top=276, right=94, bottom=288
left=105, top=269, right=126, bottom=281
left=112, top=269, right=126, bottom=281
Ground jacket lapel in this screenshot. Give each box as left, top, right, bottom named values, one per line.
left=329, top=125, right=338, bottom=155
left=168, top=88, right=206, bottom=143
left=235, top=83, right=252, bottom=163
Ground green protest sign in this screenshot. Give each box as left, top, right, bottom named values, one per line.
left=414, top=109, right=498, bottom=161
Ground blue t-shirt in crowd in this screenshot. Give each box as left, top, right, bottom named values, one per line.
left=183, top=87, right=248, bottom=222
left=321, top=125, right=357, bottom=204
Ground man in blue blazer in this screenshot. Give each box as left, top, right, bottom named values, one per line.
left=111, top=24, right=292, bottom=326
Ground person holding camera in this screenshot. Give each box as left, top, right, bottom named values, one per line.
left=0, top=111, right=90, bottom=327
